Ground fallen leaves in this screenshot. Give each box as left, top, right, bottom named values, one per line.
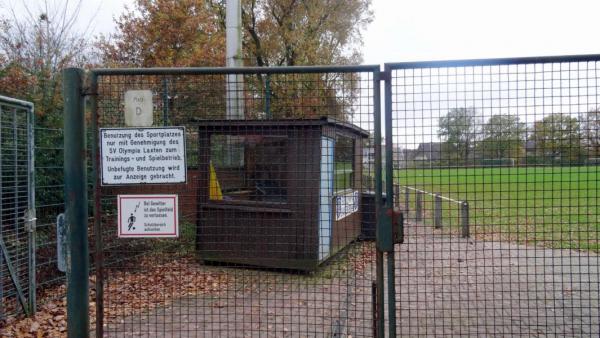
left=350, top=242, right=376, bottom=273
left=0, top=295, right=67, bottom=338
left=103, top=255, right=232, bottom=322
left=1, top=254, right=232, bottom=337
left=1, top=244, right=375, bottom=336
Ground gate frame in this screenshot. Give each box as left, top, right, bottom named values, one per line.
left=64, top=65, right=388, bottom=338
left=382, top=53, right=600, bottom=337
left=0, top=95, right=36, bottom=317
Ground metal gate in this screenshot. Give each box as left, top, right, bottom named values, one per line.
left=385, top=55, right=600, bottom=336
left=62, top=54, right=600, bottom=337
left=63, top=66, right=388, bottom=337
left=0, top=95, right=36, bottom=319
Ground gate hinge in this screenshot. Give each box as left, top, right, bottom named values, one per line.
left=379, top=70, right=392, bottom=82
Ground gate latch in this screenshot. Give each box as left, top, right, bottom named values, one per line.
left=386, top=207, right=404, bottom=244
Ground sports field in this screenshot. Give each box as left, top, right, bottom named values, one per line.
left=395, top=166, right=600, bottom=251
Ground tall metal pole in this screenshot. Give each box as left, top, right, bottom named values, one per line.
left=63, top=68, right=89, bottom=338
left=27, top=102, right=36, bottom=315
left=384, top=65, right=397, bottom=337
left=90, top=73, right=104, bottom=338
left=226, top=0, right=244, bottom=119
left=373, top=70, right=385, bottom=338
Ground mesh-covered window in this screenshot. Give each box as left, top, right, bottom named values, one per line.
left=334, top=135, right=355, bottom=192
left=210, top=134, right=287, bottom=203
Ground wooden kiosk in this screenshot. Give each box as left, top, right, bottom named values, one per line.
left=196, top=117, right=368, bottom=271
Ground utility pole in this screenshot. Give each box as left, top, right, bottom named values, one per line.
left=226, top=0, right=244, bottom=119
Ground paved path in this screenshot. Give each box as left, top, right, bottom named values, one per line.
left=393, top=223, right=600, bottom=337
left=102, top=224, right=599, bottom=337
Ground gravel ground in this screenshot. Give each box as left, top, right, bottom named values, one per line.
left=101, top=222, right=599, bottom=337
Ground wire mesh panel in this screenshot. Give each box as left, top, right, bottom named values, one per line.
left=34, top=117, right=66, bottom=295
left=387, top=56, right=600, bottom=336
left=0, top=96, right=34, bottom=319
left=92, top=67, right=379, bottom=337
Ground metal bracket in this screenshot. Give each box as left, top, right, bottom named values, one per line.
left=24, top=209, right=37, bottom=233
left=380, top=69, right=392, bottom=82
left=377, top=207, right=393, bottom=252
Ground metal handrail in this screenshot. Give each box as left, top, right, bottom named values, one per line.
left=400, top=186, right=463, bottom=205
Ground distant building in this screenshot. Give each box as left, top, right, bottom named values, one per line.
left=525, top=140, right=536, bottom=156
left=414, top=142, right=442, bottom=162
left=362, top=144, right=407, bottom=168
left=391, top=145, right=405, bottom=168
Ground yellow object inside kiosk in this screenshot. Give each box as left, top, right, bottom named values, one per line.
left=209, top=161, right=223, bottom=200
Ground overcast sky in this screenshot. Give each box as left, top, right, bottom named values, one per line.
left=3, top=0, right=599, bottom=147
left=363, top=0, right=600, bottom=64
left=4, top=0, right=599, bottom=63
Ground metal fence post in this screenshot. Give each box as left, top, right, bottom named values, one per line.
left=373, top=69, right=385, bottom=338
left=416, top=191, right=423, bottom=222
left=162, top=78, right=169, bottom=126
left=404, top=187, right=410, bottom=217
left=90, top=72, right=105, bottom=338
left=27, top=103, right=36, bottom=315
left=384, top=66, right=397, bottom=338
left=63, top=67, right=89, bottom=338
left=434, top=193, right=442, bottom=229
left=461, top=201, right=470, bottom=238
left=0, top=103, right=3, bottom=319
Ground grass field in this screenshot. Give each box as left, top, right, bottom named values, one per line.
left=395, top=166, right=600, bottom=251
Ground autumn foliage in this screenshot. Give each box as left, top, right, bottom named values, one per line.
left=98, top=0, right=225, bottom=67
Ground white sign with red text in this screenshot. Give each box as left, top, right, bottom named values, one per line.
left=118, top=195, right=179, bottom=238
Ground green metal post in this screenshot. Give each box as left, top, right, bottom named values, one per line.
left=384, top=65, right=397, bottom=337
left=373, top=70, right=385, bottom=338
left=63, top=68, right=89, bottom=338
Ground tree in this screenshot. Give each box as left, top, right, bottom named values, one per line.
left=580, top=108, right=600, bottom=158
left=97, top=0, right=225, bottom=67
left=99, top=0, right=372, bottom=121
left=100, top=0, right=374, bottom=67
left=210, top=0, right=373, bottom=121
left=479, top=114, right=526, bottom=159
left=531, top=113, right=582, bottom=162
left=0, top=0, right=91, bottom=116
left=208, top=0, right=372, bottom=67
left=0, top=1, right=93, bottom=225
left=438, top=108, right=481, bottom=164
